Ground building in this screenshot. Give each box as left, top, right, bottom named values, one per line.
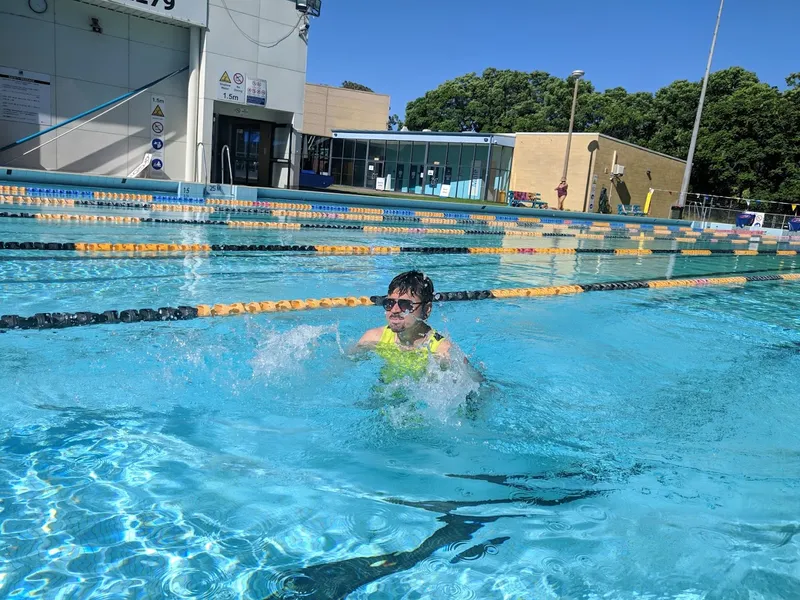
left=322, top=131, right=514, bottom=201
left=299, top=84, right=390, bottom=178
left=0, top=0, right=320, bottom=187
left=512, top=133, right=686, bottom=218
left=319, top=130, right=686, bottom=218
left=0, top=0, right=685, bottom=215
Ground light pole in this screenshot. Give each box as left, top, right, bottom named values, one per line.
left=678, top=0, right=725, bottom=210
left=561, top=69, right=585, bottom=182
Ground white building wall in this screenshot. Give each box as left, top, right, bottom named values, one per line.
left=0, top=0, right=190, bottom=179
left=200, top=0, right=309, bottom=186
left=0, top=0, right=309, bottom=186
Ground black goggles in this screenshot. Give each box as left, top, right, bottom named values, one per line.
left=381, top=298, right=423, bottom=313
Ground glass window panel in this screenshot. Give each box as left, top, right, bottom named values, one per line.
left=332, top=138, right=344, bottom=158
left=331, top=157, right=342, bottom=184
left=355, top=140, right=368, bottom=160
left=368, top=140, right=386, bottom=161
left=427, top=143, right=447, bottom=167
left=411, top=141, right=426, bottom=163
left=384, top=161, right=397, bottom=191
left=456, top=165, right=472, bottom=199
left=386, top=141, right=398, bottom=163
left=398, top=142, right=412, bottom=163
left=341, top=158, right=354, bottom=186
left=353, top=159, right=366, bottom=187
left=460, top=144, right=475, bottom=166
left=471, top=145, right=489, bottom=200
left=500, top=146, right=513, bottom=171
left=344, top=139, right=355, bottom=159
left=272, top=127, right=290, bottom=160
left=446, top=144, right=461, bottom=166
left=490, top=144, right=502, bottom=169
left=396, top=163, right=408, bottom=193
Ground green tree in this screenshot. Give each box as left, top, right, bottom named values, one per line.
left=387, top=114, right=404, bottom=131
left=404, top=66, right=800, bottom=204
left=341, top=81, right=374, bottom=93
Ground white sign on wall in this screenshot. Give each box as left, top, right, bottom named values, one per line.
left=440, top=184, right=452, bottom=197
left=150, top=95, right=166, bottom=171
left=376, top=177, right=385, bottom=191
left=246, top=76, right=267, bottom=107
left=99, top=0, right=208, bottom=28
left=217, top=71, right=245, bottom=104
left=0, top=66, right=51, bottom=125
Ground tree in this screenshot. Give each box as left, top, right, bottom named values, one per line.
left=341, top=81, right=374, bottom=93
left=387, top=114, right=404, bottom=131
left=403, top=66, right=800, bottom=203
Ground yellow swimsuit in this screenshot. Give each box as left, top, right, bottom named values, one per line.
left=375, top=326, right=444, bottom=383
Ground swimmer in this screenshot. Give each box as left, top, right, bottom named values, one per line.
left=357, top=271, right=481, bottom=383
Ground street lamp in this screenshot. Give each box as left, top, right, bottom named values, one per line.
left=561, top=69, right=585, bottom=185
left=678, top=0, right=725, bottom=211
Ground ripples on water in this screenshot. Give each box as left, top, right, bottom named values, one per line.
left=2, top=222, right=800, bottom=598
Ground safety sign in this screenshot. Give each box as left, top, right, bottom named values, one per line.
left=218, top=70, right=245, bottom=104
left=151, top=95, right=166, bottom=171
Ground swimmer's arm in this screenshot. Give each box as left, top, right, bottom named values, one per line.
left=351, top=326, right=385, bottom=355
left=434, top=340, right=485, bottom=383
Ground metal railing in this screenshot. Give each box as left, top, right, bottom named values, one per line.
left=220, top=145, right=233, bottom=186
left=686, top=200, right=796, bottom=230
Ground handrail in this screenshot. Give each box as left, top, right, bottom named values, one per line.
left=221, top=145, right=233, bottom=187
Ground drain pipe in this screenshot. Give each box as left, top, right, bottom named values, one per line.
left=184, top=26, right=201, bottom=182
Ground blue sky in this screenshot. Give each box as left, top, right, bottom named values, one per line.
left=306, top=0, right=800, bottom=118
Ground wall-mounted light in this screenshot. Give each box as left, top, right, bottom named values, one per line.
left=90, top=17, right=102, bottom=34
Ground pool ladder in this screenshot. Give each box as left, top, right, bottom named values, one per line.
left=221, top=145, right=233, bottom=187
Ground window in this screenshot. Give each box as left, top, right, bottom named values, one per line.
left=411, top=141, right=426, bottom=164
left=427, top=143, right=447, bottom=167
left=344, top=139, right=355, bottom=159
left=398, top=142, right=412, bottom=163
left=354, top=159, right=366, bottom=187
left=386, top=141, right=398, bottom=163
left=355, top=140, right=368, bottom=160
left=368, top=140, right=386, bottom=162
left=332, top=137, right=344, bottom=158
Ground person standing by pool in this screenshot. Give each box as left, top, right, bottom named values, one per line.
left=555, top=179, right=569, bottom=210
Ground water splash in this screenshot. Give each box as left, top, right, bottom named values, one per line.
left=378, top=345, right=483, bottom=427
left=249, top=324, right=341, bottom=379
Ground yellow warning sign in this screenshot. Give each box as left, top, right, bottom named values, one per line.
left=220, top=71, right=232, bottom=84
left=151, top=105, right=165, bottom=118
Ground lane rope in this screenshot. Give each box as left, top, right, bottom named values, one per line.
left=2, top=273, right=798, bottom=331
left=3, top=211, right=800, bottom=244
left=1, top=240, right=799, bottom=256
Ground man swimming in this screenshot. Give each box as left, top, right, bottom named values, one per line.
left=359, top=269, right=448, bottom=354
left=357, top=270, right=483, bottom=420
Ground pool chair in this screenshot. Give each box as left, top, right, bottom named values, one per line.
left=631, top=204, right=644, bottom=216
left=617, top=204, right=629, bottom=215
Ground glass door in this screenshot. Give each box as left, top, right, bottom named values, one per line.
left=424, top=166, right=442, bottom=196
left=232, top=125, right=260, bottom=186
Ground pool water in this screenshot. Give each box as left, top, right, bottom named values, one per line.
left=2, top=216, right=800, bottom=599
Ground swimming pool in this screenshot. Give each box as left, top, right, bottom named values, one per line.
left=2, top=204, right=800, bottom=599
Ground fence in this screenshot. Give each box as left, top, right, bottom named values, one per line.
left=686, top=200, right=798, bottom=230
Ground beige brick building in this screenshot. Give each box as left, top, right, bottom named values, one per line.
left=511, top=133, right=686, bottom=218
left=302, top=84, right=391, bottom=137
